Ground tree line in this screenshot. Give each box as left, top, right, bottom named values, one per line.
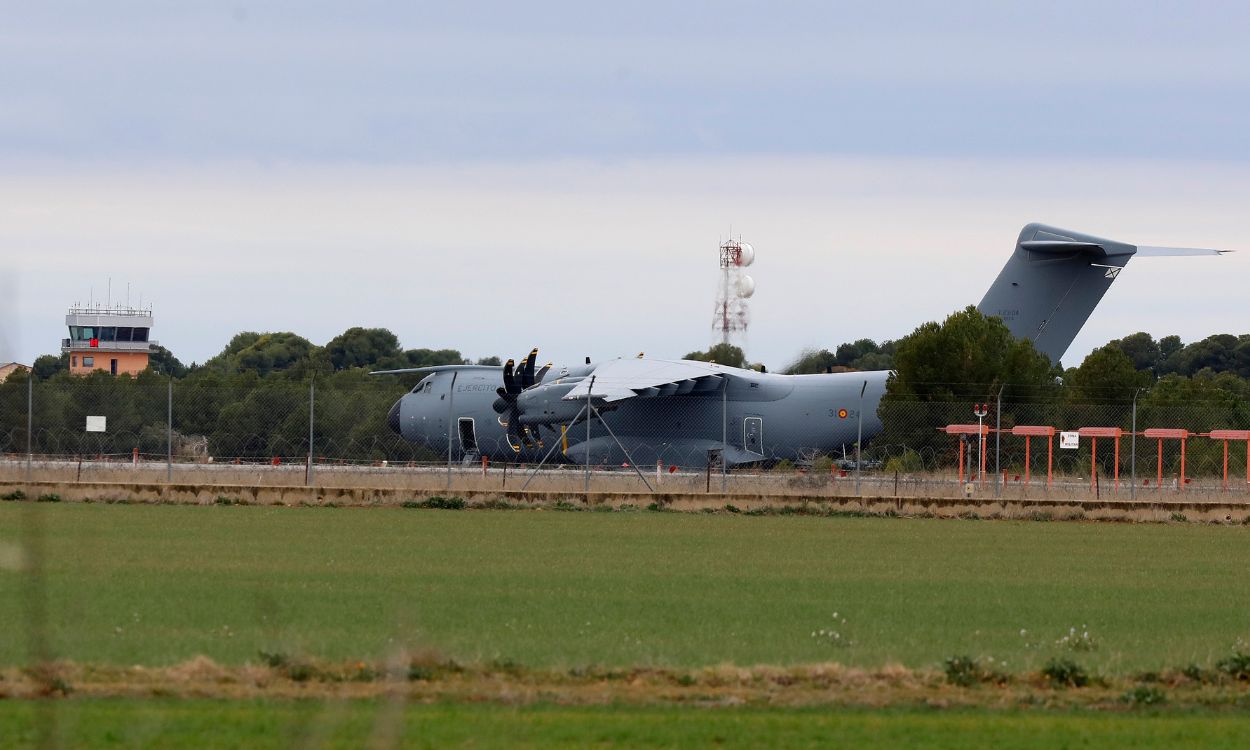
left=4, top=319, right=1248, bottom=473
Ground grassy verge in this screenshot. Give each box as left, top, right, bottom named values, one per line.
left=1, top=504, right=1249, bottom=673
left=4, top=700, right=1250, bottom=749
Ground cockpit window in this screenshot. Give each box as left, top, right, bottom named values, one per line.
left=411, top=377, right=433, bottom=394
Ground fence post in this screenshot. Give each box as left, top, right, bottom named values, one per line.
left=1130, top=388, right=1140, bottom=501
left=584, top=376, right=594, bottom=496
left=994, top=387, right=1003, bottom=497
left=26, top=374, right=33, bottom=483
left=166, top=377, right=173, bottom=483
left=446, top=371, right=457, bottom=492
left=721, top=380, right=727, bottom=493
left=306, top=378, right=315, bottom=486
left=855, top=380, right=866, bottom=496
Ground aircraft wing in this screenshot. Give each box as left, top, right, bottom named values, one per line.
left=562, top=358, right=727, bottom=402
left=370, top=364, right=503, bottom=375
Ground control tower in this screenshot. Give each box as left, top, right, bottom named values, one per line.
left=61, top=304, right=156, bottom=376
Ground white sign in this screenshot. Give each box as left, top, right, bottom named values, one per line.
left=1060, top=431, right=1079, bottom=449
left=86, top=416, right=107, bottom=433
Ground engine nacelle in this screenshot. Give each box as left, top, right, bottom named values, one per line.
left=516, top=378, right=589, bottom=425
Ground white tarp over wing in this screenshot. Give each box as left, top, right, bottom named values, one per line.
left=561, top=358, right=726, bottom=402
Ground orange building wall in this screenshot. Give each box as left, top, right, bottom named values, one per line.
left=68, top=350, right=150, bottom=376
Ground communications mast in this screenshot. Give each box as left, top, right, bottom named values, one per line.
left=711, top=238, right=756, bottom=347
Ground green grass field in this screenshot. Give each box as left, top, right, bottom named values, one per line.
left=2, top=503, right=1249, bottom=673
left=3, top=701, right=1250, bottom=749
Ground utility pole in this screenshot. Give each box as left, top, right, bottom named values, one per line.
left=26, top=375, right=32, bottom=483
left=306, top=378, right=315, bottom=486
left=584, top=376, right=595, bottom=495
left=1131, top=387, right=1142, bottom=501
left=166, top=378, right=173, bottom=483
left=994, top=387, right=1003, bottom=496
left=446, top=371, right=458, bottom=491
left=855, top=380, right=866, bottom=496
left=973, top=403, right=989, bottom=483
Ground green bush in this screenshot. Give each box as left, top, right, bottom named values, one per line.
left=810, top=456, right=834, bottom=475
left=1216, top=652, right=1250, bottom=681
left=1122, top=685, right=1167, bottom=706
left=258, top=650, right=289, bottom=668
left=410, top=496, right=466, bottom=510
left=1180, top=663, right=1209, bottom=682
left=883, top=449, right=924, bottom=474
left=1041, top=657, right=1089, bottom=688
left=943, top=656, right=981, bottom=687
left=36, top=493, right=61, bottom=503
left=1, top=490, right=26, bottom=501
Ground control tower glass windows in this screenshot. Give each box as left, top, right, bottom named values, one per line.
left=132, top=328, right=149, bottom=342
left=70, top=326, right=96, bottom=341
left=99, top=327, right=117, bottom=341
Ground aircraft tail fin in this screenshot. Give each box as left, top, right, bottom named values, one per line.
left=976, top=223, right=1226, bottom=365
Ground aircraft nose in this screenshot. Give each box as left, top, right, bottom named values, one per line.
left=387, top=398, right=402, bottom=435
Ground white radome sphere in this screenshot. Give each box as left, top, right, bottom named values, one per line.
left=737, top=274, right=756, bottom=298
left=737, top=242, right=755, bottom=266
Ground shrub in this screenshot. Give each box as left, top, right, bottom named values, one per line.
left=883, top=449, right=924, bottom=474
left=1170, top=512, right=1188, bottom=523
left=1216, top=652, right=1250, bottom=681
left=724, top=504, right=741, bottom=514
left=1180, top=663, right=1209, bottom=682
left=1122, top=685, right=1167, bottom=706
left=552, top=500, right=581, bottom=512
left=1, top=490, right=26, bottom=501
left=1041, top=657, right=1089, bottom=688
left=810, top=456, right=834, bottom=475
left=944, top=655, right=981, bottom=687
left=36, top=493, right=61, bottom=503
left=772, top=459, right=796, bottom=473
left=407, top=664, right=435, bottom=681
left=411, top=496, right=466, bottom=510
left=285, top=662, right=317, bottom=682
left=214, top=495, right=243, bottom=506
left=258, top=650, right=289, bottom=668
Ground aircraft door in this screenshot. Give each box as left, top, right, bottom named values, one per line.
left=744, top=417, right=763, bottom=455
left=458, top=418, right=478, bottom=454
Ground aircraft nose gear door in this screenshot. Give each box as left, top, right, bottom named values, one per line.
left=744, top=417, right=763, bottom=455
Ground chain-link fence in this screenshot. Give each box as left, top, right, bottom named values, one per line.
left=2, top=373, right=1248, bottom=500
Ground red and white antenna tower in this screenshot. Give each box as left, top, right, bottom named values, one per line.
left=711, top=238, right=756, bottom=346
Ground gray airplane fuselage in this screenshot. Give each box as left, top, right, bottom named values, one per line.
left=389, top=365, right=889, bottom=467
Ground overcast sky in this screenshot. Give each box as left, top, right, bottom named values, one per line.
left=2, top=1, right=1247, bottom=370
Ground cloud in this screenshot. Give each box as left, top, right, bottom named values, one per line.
left=4, top=156, right=1245, bottom=369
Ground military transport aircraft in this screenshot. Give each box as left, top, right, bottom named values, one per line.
left=376, top=224, right=1228, bottom=468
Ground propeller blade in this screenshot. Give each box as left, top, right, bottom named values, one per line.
left=534, top=363, right=551, bottom=383
left=521, top=348, right=538, bottom=389
left=502, top=359, right=517, bottom=394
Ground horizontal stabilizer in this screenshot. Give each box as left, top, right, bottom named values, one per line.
left=1134, top=245, right=1230, bottom=257
left=1019, top=240, right=1109, bottom=255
